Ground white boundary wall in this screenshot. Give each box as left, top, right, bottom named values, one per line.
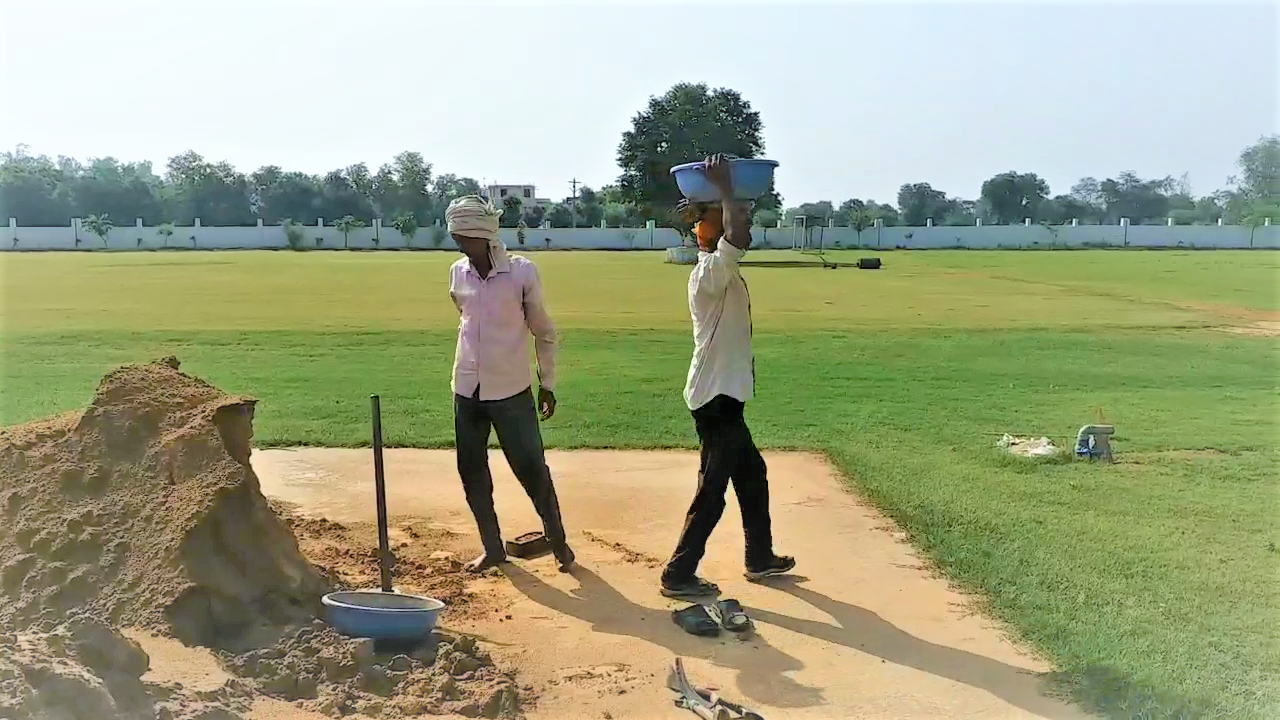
left=2, top=219, right=1277, bottom=251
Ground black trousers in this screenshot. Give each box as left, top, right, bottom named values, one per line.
left=454, top=387, right=568, bottom=558
left=664, top=394, right=774, bottom=582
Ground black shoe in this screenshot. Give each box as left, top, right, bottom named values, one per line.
left=660, top=576, right=721, bottom=600
left=744, top=555, right=796, bottom=582
left=554, top=545, right=576, bottom=573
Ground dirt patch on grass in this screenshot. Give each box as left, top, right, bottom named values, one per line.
left=1125, top=448, right=1251, bottom=464
left=1174, top=302, right=1280, bottom=335
left=1213, top=320, right=1280, bottom=337
left=1180, top=303, right=1280, bottom=324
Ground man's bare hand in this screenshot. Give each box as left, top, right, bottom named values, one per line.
left=676, top=197, right=696, bottom=223
left=538, top=388, right=557, bottom=420
left=704, top=154, right=733, bottom=194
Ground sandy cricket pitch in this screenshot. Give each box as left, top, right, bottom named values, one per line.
left=249, top=448, right=1090, bottom=720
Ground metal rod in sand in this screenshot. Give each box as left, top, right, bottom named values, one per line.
left=370, top=394, right=393, bottom=593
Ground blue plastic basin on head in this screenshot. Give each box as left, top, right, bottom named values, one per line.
left=670, top=158, right=779, bottom=203
left=322, top=591, right=445, bottom=641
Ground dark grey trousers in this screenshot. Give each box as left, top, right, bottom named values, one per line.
left=454, top=387, right=568, bottom=559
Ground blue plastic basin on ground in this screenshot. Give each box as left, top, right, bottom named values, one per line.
left=669, top=158, right=779, bottom=203
left=322, top=590, right=445, bottom=641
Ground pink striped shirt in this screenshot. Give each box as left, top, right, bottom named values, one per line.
left=449, top=253, right=557, bottom=401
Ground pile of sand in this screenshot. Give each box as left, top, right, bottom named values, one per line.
left=0, top=357, right=328, bottom=648
left=0, top=358, right=523, bottom=719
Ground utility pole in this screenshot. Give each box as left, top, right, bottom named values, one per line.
left=569, top=178, right=580, bottom=229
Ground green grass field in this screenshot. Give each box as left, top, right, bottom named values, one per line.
left=2, top=249, right=1277, bottom=718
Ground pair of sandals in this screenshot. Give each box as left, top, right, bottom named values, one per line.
left=672, top=598, right=751, bottom=637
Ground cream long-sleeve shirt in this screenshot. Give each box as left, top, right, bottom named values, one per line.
left=449, top=253, right=557, bottom=401
left=684, top=239, right=754, bottom=411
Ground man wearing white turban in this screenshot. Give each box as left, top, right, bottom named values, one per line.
left=446, top=195, right=574, bottom=573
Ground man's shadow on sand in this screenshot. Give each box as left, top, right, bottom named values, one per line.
left=501, top=564, right=825, bottom=709
left=743, top=576, right=1085, bottom=720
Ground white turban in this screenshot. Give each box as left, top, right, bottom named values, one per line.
left=446, top=195, right=509, bottom=267
left=446, top=195, right=502, bottom=241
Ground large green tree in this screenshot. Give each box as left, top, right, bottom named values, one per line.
left=897, top=183, right=953, bottom=226
left=0, top=147, right=77, bottom=224
left=429, top=173, right=482, bottom=225
left=500, top=195, right=523, bottom=228
left=570, top=186, right=605, bottom=228
left=980, top=171, right=1049, bottom=224
left=1233, top=135, right=1279, bottom=202
left=786, top=201, right=835, bottom=227
left=546, top=203, right=575, bottom=228
left=942, top=198, right=978, bottom=226
left=165, top=151, right=255, bottom=225
left=1039, top=194, right=1100, bottom=224
left=250, top=166, right=324, bottom=224
left=378, top=151, right=434, bottom=221
left=1099, top=172, right=1174, bottom=224
left=1227, top=135, right=1280, bottom=225
left=617, top=83, right=779, bottom=228
left=69, top=158, right=163, bottom=224
left=320, top=169, right=375, bottom=221
left=521, top=204, right=546, bottom=228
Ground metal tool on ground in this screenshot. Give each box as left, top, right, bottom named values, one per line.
left=505, top=531, right=552, bottom=559
left=371, top=394, right=392, bottom=591
left=667, top=657, right=765, bottom=720
left=320, top=395, right=447, bottom=641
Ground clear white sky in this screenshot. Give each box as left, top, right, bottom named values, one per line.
left=1, top=0, right=1276, bottom=206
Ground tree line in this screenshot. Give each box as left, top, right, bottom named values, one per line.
left=0, top=148, right=629, bottom=230
left=3, top=82, right=1276, bottom=230
left=785, top=147, right=1277, bottom=230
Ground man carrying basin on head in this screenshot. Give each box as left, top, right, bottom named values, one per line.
left=446, top=195, right=575, bottom=574
left=661, top=154, right=795, bottom=600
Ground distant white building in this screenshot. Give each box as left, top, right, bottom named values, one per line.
left=483, top=184, right=553, bottom=210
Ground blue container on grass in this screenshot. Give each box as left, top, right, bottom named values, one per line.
left=670, top=158, right=779, bottom=203
left=322, top=590, right=445, bottom=641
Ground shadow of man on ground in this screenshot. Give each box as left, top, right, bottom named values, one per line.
left=501, top=564, right=824, bottom=709
left=744, top=577, right=1086, bottom=720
